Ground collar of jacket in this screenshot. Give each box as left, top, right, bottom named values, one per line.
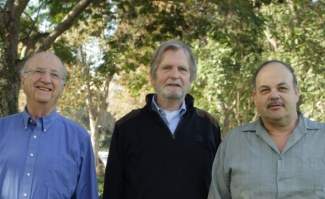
left=145, top=93, right=195, bottom=111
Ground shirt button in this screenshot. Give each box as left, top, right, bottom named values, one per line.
left=23, top=193, right=28, bottom=197
left=33, top=135, right=37, bottom=139
left=26, top=172, right=31, bottom=176
left=30, top=153, right=34, bottom=157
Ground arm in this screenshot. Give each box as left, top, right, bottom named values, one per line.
left=208, top=142, right=231, bottom=199
left=102, top=126, right=124, bottom=199
left=73, top=134, right=99, bottom=199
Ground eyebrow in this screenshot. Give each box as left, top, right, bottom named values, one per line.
left=257, top=82, right=289, bottom=89
left=277, top=82, right=288, bottom=86
left=33, top=67, right=61, bottom=72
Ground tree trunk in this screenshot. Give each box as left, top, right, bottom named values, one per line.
left=0, top=43, right=21, bottom=116
left=88, top=104, right=104, bottom=175
left=0, top=0, right=23, bottom=116
left=0, top=62, right=20, bottom=116
left=0, top=39, right=20, bottom=116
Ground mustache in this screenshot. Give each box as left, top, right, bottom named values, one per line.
left=267, top=101, right=284, bottom=108
left=165, top=82, right=181, bottom=87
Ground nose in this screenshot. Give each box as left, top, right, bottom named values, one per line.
left=169, top=67, right=181, bottom=79
left=269, top=89, right=280, bottom=100
left=39, top=71, right=52, bottom=83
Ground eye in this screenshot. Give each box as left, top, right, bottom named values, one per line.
left=162, top=65, right=172, bottom=70
left=179, top=66, right=188, bottom=72
left=278, top=86, right=288, bottom=92
left=34, top=69, right=45, bottom=75
left=50, top=72, right=60, bottom=79
left=259, top=88, right=270, bottom=94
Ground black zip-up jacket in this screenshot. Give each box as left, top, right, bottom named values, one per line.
left=103, top=94, right=221, bottom=199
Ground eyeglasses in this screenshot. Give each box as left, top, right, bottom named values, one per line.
left=23, top=68, right=64, bottom=81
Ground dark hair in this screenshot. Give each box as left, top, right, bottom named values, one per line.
left=252, top=60, right=298, bottom=89
left=150, top=40, right=197, bottom=82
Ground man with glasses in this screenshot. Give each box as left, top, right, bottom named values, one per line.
left=0, top=51, right=99, bottom=199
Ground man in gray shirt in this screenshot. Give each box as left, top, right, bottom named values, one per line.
left=208, top=60, right=325, bottom=199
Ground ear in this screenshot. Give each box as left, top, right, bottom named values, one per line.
left=294, top=86, right=300, bottom=96
left=252, top=89, right=257, bottom=105
left=149, top=73, right=154, bottom=86
left=61, top=80, right=66, bottom=87
left=294, top=86, right=300, bottom=102
left=20, top=75, right=25, bottom=86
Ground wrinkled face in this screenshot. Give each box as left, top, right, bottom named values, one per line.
left=21, top=52, right=65, bottom=109
left=151, top=49, right=191, bottom=102
left=253, top=63, right=300, bottom=123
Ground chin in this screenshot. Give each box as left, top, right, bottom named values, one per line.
left=265, top=114, right=287, bottom=121
left=164, top=92, right=184, bottom=100
left=35, top=97, right=52, bottom=103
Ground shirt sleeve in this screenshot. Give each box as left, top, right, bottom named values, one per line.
left=208, top=141, right=231, bottom=199
left=73, top=133, right=99, bottom=199
left=103, top=126, right=124, bottom=199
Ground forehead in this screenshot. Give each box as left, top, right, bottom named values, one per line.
left=25, top=52, right=63, bottom=71
left=160, top=49, right=189, bottom=64
left=256, top=63, right=294, bottom=87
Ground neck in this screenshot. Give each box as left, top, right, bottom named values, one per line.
left=26, top=103, right=55, bottom=120
left=156, top=96, right=183, bottom=111
left=262, top=114, right=298, bottom=136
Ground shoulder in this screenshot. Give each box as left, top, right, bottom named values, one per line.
left=303, top=117, right=325, bottom=132
left=194, top=108, right=220, bottom=127
left=110, top=108, right=147, bottom=142
left=232, top=121, right=258, bottom=133
left=56, top=114, right=90, bottom=139
left=115, top=108, right=144, bottom=127
left=0, top=112, right=23, bottom=127
left=223, top=121, right=258, bottom=142
left=0, top=112, right=20, bottom=121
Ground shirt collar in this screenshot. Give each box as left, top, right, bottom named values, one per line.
left=241, top=114, right=320, bottom=135
left=151, top=95, right=186, bottom=114
left=239, top=114, right=322, bottom=154
left=22, top=108, right=59, bottom=133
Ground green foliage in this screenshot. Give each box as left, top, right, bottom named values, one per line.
left=52, top=39, right=77, bottom=64
left=3, top=0, right=321, bottom=131
left=97, top=175, right=104, bottom=199
left=192, top=39, right=259, bottom=132
left=108, top=0, right=325, bottom=131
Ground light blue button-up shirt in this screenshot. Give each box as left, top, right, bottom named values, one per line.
left=151, top=96, right=186, bottom=134
left=208, top=115, right=325, bottom=199
left=0, top=110, right=99, bottom=199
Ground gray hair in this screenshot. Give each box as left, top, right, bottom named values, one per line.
left=150, top=40, right=197, bottom=82
left=20, top=51, right=68, bottom=82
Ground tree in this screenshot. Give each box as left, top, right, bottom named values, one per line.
left=83, top=56, right=113, bottom=174
left=106, top=0, right=325, bottom=133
